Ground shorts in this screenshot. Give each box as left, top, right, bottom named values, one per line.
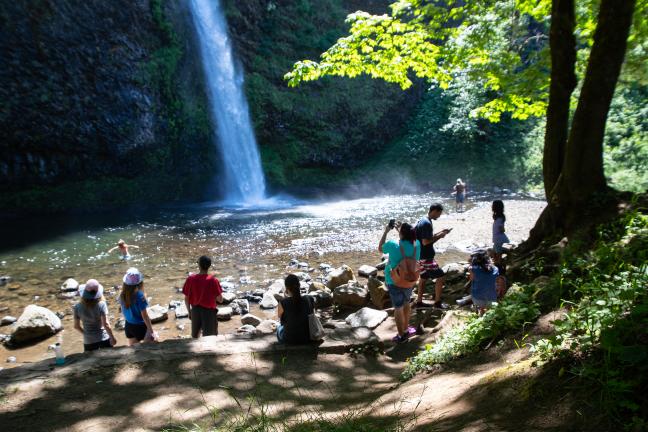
left=387, top=284, right=413, bottom=309
left=473, top=298, right=496, bottom=309
left=190, top=305, right=218, bottom=338
left=419, top=259, right=445, bottom=280
left=276, top=324, right=286, bottom=343
left=84, top=338, right=112, bottom=352
left=493, top=242, right=506, bottom=254
left=456, top=192, right=465, bottom=203
left=125, top=322, right=147, bottom=341
left=121, top=254, right=132, bottom=261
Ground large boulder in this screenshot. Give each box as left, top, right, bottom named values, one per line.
left=60, top=278, right=79, bottom=292
left=308, top=281, right=328, bottom=293
left=217, top=307, right=233, bottom=321
left=10, top=305, right=62, bottom=344
left=148, top=305, right=168, bottom=323
left=257, top=320, right=279, bottom=334
left=267, top=279, right=286, bottom=302
left=326, top=265, right=355, bottom=289
left=221, top=292, right=236, bottom=304
left=260, top=292, right=279, bottom=309
left=367, top=276, right=390, bottom=309
left=307, top=290, right=333, bottom=309
left=240, top=314, right=262, bottom=327
left=333, top=281, right=368, bottom=307
left=345, top=307, right=388, bottom=329
left=442, top=262, right=468, bottom=284
left=358, top=265, right=378, bottom=278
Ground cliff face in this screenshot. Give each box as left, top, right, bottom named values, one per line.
left=0, top=0, right=214, bottom=212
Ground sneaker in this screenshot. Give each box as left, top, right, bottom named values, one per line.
left=391, top=333, right=408, bottom=343
left=433, top=301, right=450, bottom=310
left=414, top=301, right=434, bottom=309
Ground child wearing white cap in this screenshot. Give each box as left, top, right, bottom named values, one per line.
left=73, top=279, right=117, bottom=351
left=119, top=267, right=157, bottom=345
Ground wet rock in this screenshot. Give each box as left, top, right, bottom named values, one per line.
left=115, top=318, right=126, bottom=330
left=234, top=299, right=249, bottom=315
left=307, top=290, right=333, bottom=309
left=267, top=279, right=285, bottom=302
left=168, top=300, right=183, bottom=309
left=260, top=292, right=278, bottom=309
left=358, top=265, right=378, bottom=278
left=237, top=324, right=258, bottom=335
left=298, top=261, right=309, bottom=270
left=7, top=283, right=21, bottom=291
left=253, top=288, right=266, bottom=297
left=60, top=278, right=79, bottom=292
left=1, top=316, right=17, bottom=326
left=326, top=265, right=355, bottom=289
left=58, top=291, right=77, bottom=299
left=10, top=305, right=63, bottom=344
left=221, top=292, right=236, bottom=304
left=308, top=281, right=328, bottom=293
left=240, top=314, right=262, bottom=327
left=6, top=356, right=16, bottom=363
left=230, top=302, right=241, bottom=315
left=367, top=276, right=390, bottom=309
left=345, top=307, right=388, bottom=329
left=220, top=281, right=237, bottom=292
left=0, top=276, right=12, bottom=286
left=257, top=320, right=279, bottom=334
left=294, top=272, right=311, bottom=282
left=148, top=305, right=168, bottom=323
left=245, top=294, right=263, bottom=303
left=217, top=306, right=233, bottom=321
left=174, top=303, right=189, bottom=319
left=333, top=281, right=368, bottom=307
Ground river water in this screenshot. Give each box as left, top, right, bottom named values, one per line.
left=0, top=193, right=545, bottom=367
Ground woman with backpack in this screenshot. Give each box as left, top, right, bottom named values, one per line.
left=379, top=221, right=421, bottom=343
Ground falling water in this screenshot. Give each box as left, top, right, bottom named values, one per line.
left=189, top=0, right=267, bottom=205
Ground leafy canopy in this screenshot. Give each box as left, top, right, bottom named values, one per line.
left=285, top=0, right=647, bottom=122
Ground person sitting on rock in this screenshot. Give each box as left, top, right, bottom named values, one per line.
left=277, top=274, right=314, bottom=344
left=73, top=279, right=116, bottom=352
left=119, top=267, right=157, bottom=345
left=379, top=221, right=421, bottom=343
left=469, top=250, right=499, bottom=314
left=183, top=255, right=223, bottom=338
left=108, top=239, right=139, bottom=261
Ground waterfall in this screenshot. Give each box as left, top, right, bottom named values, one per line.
left=189, top=0, right=267, bottom=205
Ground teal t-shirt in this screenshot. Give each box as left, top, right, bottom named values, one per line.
left=382, top=239, right=421, bottom=286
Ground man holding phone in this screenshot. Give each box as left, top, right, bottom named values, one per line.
left=414, top=203, right=451, bottom=309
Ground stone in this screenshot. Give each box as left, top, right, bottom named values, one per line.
left=319, top=263, right=331, bottom=271
left=345, top=307, right=388, bottom=329
left=358, top=265, right=378, bottom=278
left=260, top=292, right=279, bottom=309
left=333, top=281, right=368, bottom=307
left=58, top=291, right=77, bottom=299
left=217, top=306, right=233, bottom=321
left=293, top=272, right=311, bottom=282
left=6, top=356, right=16, bottom=363
left=220, top=281, right=237, bottom=292
left=257, top=320, right=279, bottom=334
left=148, top=305, right=168, bottom=323
left=1, top=316, right=17, bottom=326
left=367, top=276, right=390, bottom=309
left=326, top=265, right=355, bottom=289
left=288, top=258, right=299, bottom=266
left=55, top=311, right=66, bottom=319
left=174, top=303, right=189, bottom=319
left=176, top=323, right=185, bottom=331
left=442, top=262, right=467, bottom=283
left=237, top=324, right=258, bottom=335
left=221, top=292, right=236, bottom=304
left=230, top=302, right=241, bottom=315
left=60, top=278, right=79, bottom=292
left=234, top=299, right=249, bottom=315
left=115, top=318, right=126, bottom=330
left=0, top=334, right=9, bottom=343
left=7, top=283, right=21, bottom=291
left=10, top=305, right=63, bottom=344
left=308, top=281, right=327, bottom=292
left=0, top=276, right=12, bottom=286
left=267, top=279, right=284, bottom=294
left=168, top=300, right=183, bottom=309
left=307, top=290, right=333, bottom=309
left=298, top=261, right=309, bottom=269
left=240, top=314, right=262, bottom=327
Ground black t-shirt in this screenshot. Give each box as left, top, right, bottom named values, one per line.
left=415, top=217, right=435, bottom=260
left=280, top=296, right=313, bottom=344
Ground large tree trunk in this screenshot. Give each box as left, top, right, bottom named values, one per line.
left=523, top=0, right=636, bottom=251
left=542, top=0, right=576, bottom=199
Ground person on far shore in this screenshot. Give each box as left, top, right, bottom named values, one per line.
left=108, top=239, right=139, bottom=261
left=74, top=279, right=117, bottom=352
left=469, top=250, right=499, bottom=314
left=415, top=203, right=451, bottom=310
left=119, top=267, right=157, bottom=345
left=492, top=200, right=510, bottom=265
left=183, top=255, right=223, bottom=338
left=453, top=179, right=467, bottom=212
left=379, top=221, right=421, bottom=343
left=277, top=274, right=314, bottom=344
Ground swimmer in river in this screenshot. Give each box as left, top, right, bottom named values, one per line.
left=108, top=239, right=139, bottom=261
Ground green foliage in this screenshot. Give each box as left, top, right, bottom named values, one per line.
left=402, top=287, right=540, bottom=380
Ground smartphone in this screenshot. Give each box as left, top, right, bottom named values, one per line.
left=388, top=219, right=396, bottom=229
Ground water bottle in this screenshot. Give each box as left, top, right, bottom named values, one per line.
left=54, top=343, right=65, bottom=365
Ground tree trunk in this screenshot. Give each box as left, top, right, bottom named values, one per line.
left=542, top=0, right=576, bottom=199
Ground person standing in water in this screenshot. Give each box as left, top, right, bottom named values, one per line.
left=453, top=179, right=467, bottom=212
left=108, top=239, right=139, bottom=261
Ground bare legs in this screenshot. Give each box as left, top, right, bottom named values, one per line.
left=394, top=302, right=412, bottom=336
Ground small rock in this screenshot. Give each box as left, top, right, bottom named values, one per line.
left=174, top=303, right=189, bottom=319
left=148, top=305, right=169, bottom=323
left=293, top=272, right=311, bottom=282
left=239, top=276, right=253, bottom=284
left=221, top=281, right=237, bottom=292
left=253, top=288, right=266, bottom=297
left=217, top=306, right=233, bottom=321
left=58, top=291, right=77, bottom=299
left=234, top=299, right=249, bottom=315
left=326, top=265, right=355, bottom=289
left=358, top=265, right=378, bottom=278
left=33, top=296, right=40, bottom=301
left=7, top=356, right=16, bottom=363
left=1, top=316, right=17, bottom=326
left=0, top=334, right=10, bottom=343
left=256, top=320, right=279, bottom=334
left=345, top=307, right=388, bottom=329
left=288, top=258, right=299, bottom=267
left=230, top=302, right=241, bottom=315
left=55, top=312, right=65, bottom=319
left=169, top=300, right=183, bottom=309
left=0, top=276, right=13, bottom=286
left=221, top=292, right=236, bottom=304
left=240, top=314, right=262, bottom=327
left=115, top=318, right=126, bottom=330
left=298, top=261, right=309, bottom=269
left=176, top=323, right=186, bottom=331
left=260, top=292, right=279, bottom=309
left=7, top=283, right=21, bottom=291
left=60, top=278, right=79, bottom=292
left=319, top=263, right=332, bottom=271
left=237, top=324, right=258, bottom=335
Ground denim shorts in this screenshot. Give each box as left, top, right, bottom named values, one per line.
left=387, top=284, right=413, bottom=309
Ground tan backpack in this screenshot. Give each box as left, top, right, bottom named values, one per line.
left=390, top=242, right=420, bottom=288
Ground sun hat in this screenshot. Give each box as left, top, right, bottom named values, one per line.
left=79, top=279, right=104, bottom=300
left=123, top=267, right=144, bottom=285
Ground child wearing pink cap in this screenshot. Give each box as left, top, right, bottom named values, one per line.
left=73, top=279, right=117, bottom=352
